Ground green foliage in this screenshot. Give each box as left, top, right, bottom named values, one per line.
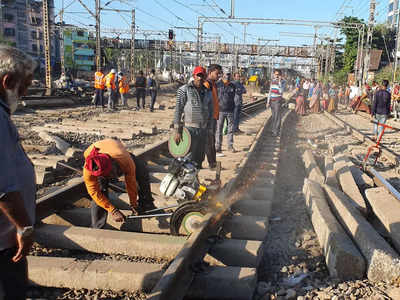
left=339, top=16, right=365, bottom=73
left=373, top=65, right=400, bottom=83
left=372, top=24, right=396, bottom=64
left=332, top=69, right=348, bottom=86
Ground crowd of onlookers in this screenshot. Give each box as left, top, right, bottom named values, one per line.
left=294, top=77, right=396, bottom=141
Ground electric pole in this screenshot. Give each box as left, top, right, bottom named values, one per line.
left=230, top=0, right=235, bottom=18
left=43, top=0, right=52, bottom=93
left=363, top=0, right=375, bottom=84
left=393, top=8, right=400, bottom=83
left=95, top=0, right=101, bottom=71
left=130, top=9, right=135, bottom=82
left=60, top=0, right=65, bottom=74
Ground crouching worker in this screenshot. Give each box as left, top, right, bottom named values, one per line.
left=83, top=139, right=156, bottom=228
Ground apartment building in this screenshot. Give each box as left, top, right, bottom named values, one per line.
left=63, top=27, right=95, bottom=72
left=1, top=0, right=56, bottom=60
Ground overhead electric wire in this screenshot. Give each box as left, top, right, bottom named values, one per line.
left=171, top=0, right=239, bottom=41
left=152, top=0, right=197, bottom=38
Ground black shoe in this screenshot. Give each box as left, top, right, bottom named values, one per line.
left=137, top=202, right=157, bottom=214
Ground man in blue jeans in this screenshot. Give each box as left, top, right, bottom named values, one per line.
left=0, top=45, right=37, bottom=300
left=232, top=72, right=247, bottom=133
left=216, top=73, right=236, bottom=154
left=371, top=79, right=391, bottom=140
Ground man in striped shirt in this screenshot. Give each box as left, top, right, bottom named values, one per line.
left=268, top=69, right=284, bottom=137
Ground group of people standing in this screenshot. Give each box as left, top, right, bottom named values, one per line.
left=93, top=69, right=158, bottom=112
left=173, top=64, right=247, bottom=169
left=93, top=68, right=130, bottom=110
left=295, top=79, right=340, bottom=116
left=295, top=77, right=393, bottom=141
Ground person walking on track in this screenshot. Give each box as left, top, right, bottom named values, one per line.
left=118, top=72, right=129, bottom=107
left=204, top=64, right=222, bottom=169
left=216, top=72, right=236, bottom=153
left=94, top=68, right=105, bottom=109
left=105, top=69, right=117, bottom=110
left=267, top=69, right=284, bottom=137
left=371, top=80, right=391, bottom=141
left=232, top=72, right=247, bottom=134
left=135, top=70, right=147, bottom=110
left=148, top=69, right=158, bottom=112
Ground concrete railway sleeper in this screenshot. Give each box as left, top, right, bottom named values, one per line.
left=26, top=99, right=276, bottom=299
left=297, top=109, right=400, bottom=295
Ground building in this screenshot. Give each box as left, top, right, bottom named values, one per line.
left=63, top=27, right=95, bottom=73
left=388, top=0, right=399, bottom=29
left=0, top=0, right=56, bottom=61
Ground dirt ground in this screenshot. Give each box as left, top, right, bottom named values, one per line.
left=257, top=111, right=400, bottom=300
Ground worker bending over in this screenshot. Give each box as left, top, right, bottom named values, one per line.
left=83, top=139, right=156, bottom=228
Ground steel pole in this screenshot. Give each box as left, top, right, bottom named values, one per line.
left=130, top=9, right=135, bottom=82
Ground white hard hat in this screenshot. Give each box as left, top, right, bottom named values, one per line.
left=111, top=69, right=116, bottom=74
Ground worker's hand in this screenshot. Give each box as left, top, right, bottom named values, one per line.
left=13, top=232, right=33, bottom=262
left=174, top=131, right=182, bottom=144
left=111, top=209, right=126, bottom=222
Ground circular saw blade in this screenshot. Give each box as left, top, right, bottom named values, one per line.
left=168, top=127, right=192, bottom=158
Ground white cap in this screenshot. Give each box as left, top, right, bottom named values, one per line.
left=111, top=69, right=116, bottom=74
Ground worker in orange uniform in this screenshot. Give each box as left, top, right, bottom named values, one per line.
left=94, top=68, right=105, bottom=109
left=118, top=72, right=129, bottom=107
left=105, top=69, right=117, bottom=110
left=83, top=139, right=157, bottom=228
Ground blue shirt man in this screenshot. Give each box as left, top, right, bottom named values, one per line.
left=232, top=73, right=247, bottom=133
left=0, top=45, right=36, bottom=300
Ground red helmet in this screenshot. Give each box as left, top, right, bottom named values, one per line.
left=84, top=147, right=112, bottom=177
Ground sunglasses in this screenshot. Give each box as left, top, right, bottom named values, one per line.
left=195, top=73, right=205, bottom=78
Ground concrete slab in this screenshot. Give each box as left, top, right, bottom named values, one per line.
left=186, top=266, right=255, bottom=300
left=324, top=156, right=340, bottom=189
left=303, top=179, right=365, bottom=280
left=366, top=187, right=400, bottom=253
left=207, top=239, right=262, bottom=267
left=231, top=199, right=272, bottom=217
left=303, top=150, right=325, bottom=184
left=28, top=256, right=163, bottom=292
left=42, top=208, right=171, bottom=234
left=349, top=165, right=374, bottom=189
left=333, top=156, right=367, bottom=215
left=323, top=184, right=400, bottom=282
left=35, top=224, right=185, bottom=260
left=223, top=215, right=268, bottom=241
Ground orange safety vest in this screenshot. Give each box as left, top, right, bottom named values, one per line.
left=105, top=73, right=116, bottom=90
left=119, top=76, right=129, bottom=94
left=94, top=71, right=105, bottom=89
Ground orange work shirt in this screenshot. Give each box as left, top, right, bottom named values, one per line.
left=83, top=139, right=137, bottom=212
left=94, top=71, right=105, bottom=89
left=105, top=73, right=116, bottom=90
left=119, top=76, right=129, bottom=94
left=204, top=80, right=219, bottom=120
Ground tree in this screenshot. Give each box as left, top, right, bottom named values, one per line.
left=372, top=24, right=396, bottom=65
left=339, top=16, right=365, bottom=73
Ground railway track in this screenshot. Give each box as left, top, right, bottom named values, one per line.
left=27, top=98, right=280, bottom=299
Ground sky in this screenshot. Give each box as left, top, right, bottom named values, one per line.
left=55, top=0, right=390, bottom=46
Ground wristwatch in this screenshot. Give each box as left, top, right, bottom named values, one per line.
left=17, top=226, right=34, bottom=238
